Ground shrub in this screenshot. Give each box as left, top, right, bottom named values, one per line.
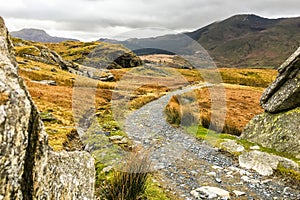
left=101, top=150, right=151, bottom=200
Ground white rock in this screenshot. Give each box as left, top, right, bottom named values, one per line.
left=232, top=190, right=246, bottom=196
left=250, top=145, right=260, bottom=150
left=220, top=139, right=245, bottom=153
left=195, top=186, right=230, bottom=199
left=241, top=176, right=250, bottom=182
left=190, top=190, right=200, bottom=199
left=215, top=178, right=222, bottom=183
left=206, top=172, right=217, bottom=177
left=239, top=150, right=299, bottom=176
left=109, top=135, right=124, bottom=141
left=238, top=150, right=278, bottom=176
left=212, top=165, right=223, bottom=170
left=102, top=166, right=113, bottom=173
left=228, top=166, right=240, bottom=172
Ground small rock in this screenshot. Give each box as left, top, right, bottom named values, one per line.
left=232, top=190, right=246, bottom=197
left=103, top=166, right=113, bottom=173
left=190, top=190, right=201, bottom=199
left=215, top=177, right=222, bottom=183
left=32, top=80, right=57, bottom=86
left=261, top=179, right=272, bottom=184
left=109, top=135, right=124, bottom=141
left=212, top=165, right=223, bottom=170
left=192, top=186, right=230, bottom=199
left=207, top=172, right=217, bottom=177
left=250, top=145, right=260, bottom=150
left=241, top=176, right=250, bottom=182
left=220, top=139, right=245, bottom=153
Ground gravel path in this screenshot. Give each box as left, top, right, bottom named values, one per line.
left=124, top=83, right=300, bottom=200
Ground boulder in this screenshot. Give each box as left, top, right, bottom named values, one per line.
left=239, top=150, right=298, bottom=176
left=241, top=107, right=300, bottom=158
left=260, top=47, right=300, bottom=113
left=0, top=17, right=95, bottom=199
left=242, top=47, right=300, bottom=158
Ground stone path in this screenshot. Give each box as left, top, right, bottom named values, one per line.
left=124, top=83, right=300, bottom=199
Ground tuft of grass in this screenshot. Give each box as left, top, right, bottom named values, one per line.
left=275, top=164, right=300, bottom=188
left=100, top=150, right=151, bottom=200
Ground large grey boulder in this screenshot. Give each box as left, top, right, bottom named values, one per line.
left=0, top=17, right=95, bottom=199
left=241, top=107, right=300, bottom=158
left=242, top=47, right=300, bottom=158
left=260, top=47, right=300, bottom=113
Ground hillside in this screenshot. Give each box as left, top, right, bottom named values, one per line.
left=188, top=14, right=300, bottom=68
left=115, top=14, right=300, bottom=68
left=11, top=28, right=79, bottom=43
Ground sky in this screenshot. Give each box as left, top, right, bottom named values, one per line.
left=1, top=0, right=300, bottom=41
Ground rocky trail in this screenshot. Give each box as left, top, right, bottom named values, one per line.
left=124, top=83, right=300, bottom=200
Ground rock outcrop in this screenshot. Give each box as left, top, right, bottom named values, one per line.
left=14, top=40, right=79, bottom=71
left=241, top=47, right=300, bottom=158
left=0, top=17, right=95, bottom=199
left=14, top=39, right=116, bottom=81
left=260, top=47, right=300, bottom=113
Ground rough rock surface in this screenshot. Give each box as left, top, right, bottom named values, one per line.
left=260, top=47, right=300, bottom=113
left=242, top=107, right=300, bottom=158
left=239, top=150, right=299, bottom=176
left=191, top=186, right=230, bottom=199
left=242, top=47, right=300, bottom=158
left=14, top=40, right=78, bottom=71
left=0, top=17, right=95, bottom=199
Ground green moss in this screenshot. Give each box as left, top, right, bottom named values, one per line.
left=275, top=164, right=300, bottom=187
left=185, top=125, right=237, bottom=146
left=143, top=176, right=171, bottom=200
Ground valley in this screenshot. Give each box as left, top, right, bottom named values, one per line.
left=2, top=13, right=300, bottom=199
left=13, top=35, right=300, bottom=199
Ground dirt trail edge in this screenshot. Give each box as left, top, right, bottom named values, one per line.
left=124, top=83, right=300, bottom=200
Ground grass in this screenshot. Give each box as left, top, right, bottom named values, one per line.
left=165, top=84, right=264, bottom=136
left=275, top=165, right=300, bottom=188
left=99, top=150, right=151, bottom=200
left=175, top=68, right=277, bottom=87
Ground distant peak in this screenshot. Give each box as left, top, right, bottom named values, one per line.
left=18, top=28, right=48, bottom=33
left=11, top=28, right=79, bottom=43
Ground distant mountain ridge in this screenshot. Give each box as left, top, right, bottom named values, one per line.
left=113, top=14, right=300, bottom=68
left=11, top=28, right=79, bottom=43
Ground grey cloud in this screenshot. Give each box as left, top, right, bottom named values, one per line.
left=1, top=0, right=299, bottom=40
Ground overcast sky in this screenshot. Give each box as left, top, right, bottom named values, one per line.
left=1, top=0, right=299, bottom=41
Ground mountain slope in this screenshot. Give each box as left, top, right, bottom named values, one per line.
left=11, top=28, right=79, bottom=43
left=115, top=14, right=300, bottom=68
left=189, top=14, right=300, bottom=67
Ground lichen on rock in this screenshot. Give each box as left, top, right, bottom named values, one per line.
left=242, top=47, right=300, bottom=158
left=260, top=47, right=300, bottom=113
left=0, top=16, right=95, bottom=199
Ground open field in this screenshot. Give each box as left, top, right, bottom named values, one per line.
left=165, top=84, right=264, bottom=135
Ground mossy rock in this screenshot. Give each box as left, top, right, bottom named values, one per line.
left=241, top=107, right=300, bottom=158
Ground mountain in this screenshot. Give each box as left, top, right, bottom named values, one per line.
left=11, top=28, right=79, bottom=43
left=113, top=14, right=300, bottom=68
